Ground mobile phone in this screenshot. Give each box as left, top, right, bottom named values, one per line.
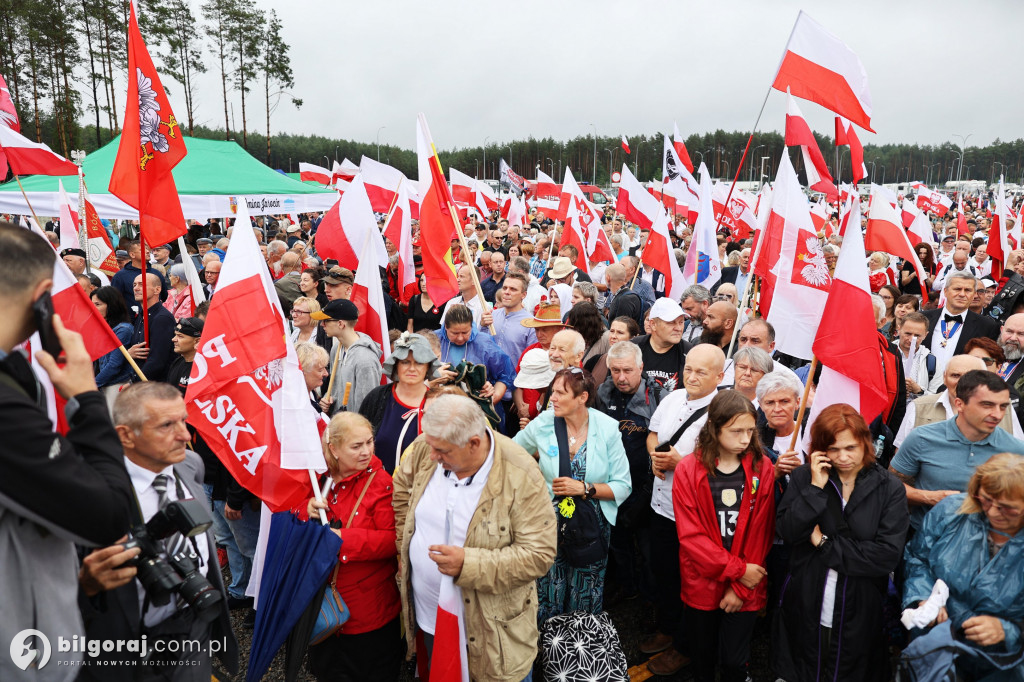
left=654, top=443, right=671, bottom=452
left=32, top=292, right=62, bottom=357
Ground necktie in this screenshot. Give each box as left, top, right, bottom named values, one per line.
left=151, top=474, right=184, bottom=557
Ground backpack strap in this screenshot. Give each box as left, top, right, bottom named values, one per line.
left=554, top=416, right=572, bottom=479
left=660, top=405, right=709, bottom=450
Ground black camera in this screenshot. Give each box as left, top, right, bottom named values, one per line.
left=123, top=498, right=222, bottom=623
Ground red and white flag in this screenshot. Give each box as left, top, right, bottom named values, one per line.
left=662, top=135, right=699, bottom=219
left=810, top=195, right=888, bottom=424
left=643, top=205, right=686, bottom=299
left=766, top=153, right=832, bottom=360
left=0, top=73, right=20, bottom=177
left=865, top=187, right=929, bottom=304
left=382, top=181, right=418, bottom=303
left=956, top=198, right=969, bottom=237
left=449, top=167, right=477, bottom=206
left=772, top=11, right=874, bottom=132
left=298, top=162, right=332, bottom=186
left=0, top=125, right=79, bottom=176
left=617, top=164, right=660, bottom=231
left=474, top=178, right=499, bottom=219
left=331, top=158, right=359, bottom=186
left=900, top=199, right=916, bottom=228
left=835, top=116, right=867, bottom=185
left=672, top=122, right=695, bottom=174
left=712, top=182, right=757, bottom=241
left=621, top=135, right=631, bottom=154
left=416, top=113, right=461, bottom=304
left=186, top=197, right=325, bottom=513
left=563, top=168, right=615, bottom=265
left=810, top=198, right=829, bottom=232
left=351, top=227, right=392, bottom=367
left=360, top=155, right=407, bottom=214
left=915, top=186, right=953, bottom=217
left=785, top=92, right=838, bottom=198
left=430, top=572, right=470, bottom=682
left=562, top=194, right=592, bottom=276
left=57, top=180, right=81, bottom=252
left=501, top=192, right=528, bottom=227
left=905, top=201, right=934, bottom=253
left=315, top=174, right=389, bottom=271
left=989, top=176, right=1013, bottom=279
left=530, top=169, right=561, bottom=220
left=83, top=190, right=119, bottom=276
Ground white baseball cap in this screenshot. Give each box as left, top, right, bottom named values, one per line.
left=649, top=297, right=686, bottom=322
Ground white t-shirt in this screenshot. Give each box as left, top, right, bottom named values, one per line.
left=410, top=434, right=495, bottom=634
left=648, top=389, right=717, bottom=521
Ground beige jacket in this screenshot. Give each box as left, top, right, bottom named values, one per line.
left=394, top=431, right=557, bottom=681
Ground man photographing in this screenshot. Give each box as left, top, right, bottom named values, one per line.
left=0, top=222, right=134, bottom=678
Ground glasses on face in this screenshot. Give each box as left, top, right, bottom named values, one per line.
left=975, top=492, right=1024, bottom=519
left=291, top=309, right=310, bottom=316
left=734, top=363, right=765, bottom=376
left=713, top=294, right=733, bottom=302
left=976, top=356, right=997, bottom=366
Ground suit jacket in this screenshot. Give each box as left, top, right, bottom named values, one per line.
left=921, top=308, right=1001, bottom=355
left=711, top=266, right=748, bottom=294
left=274, top=270, right=303, bottom=315
left=77, top=451, right=238, bottom=681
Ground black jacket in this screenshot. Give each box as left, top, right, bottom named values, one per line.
left=607, top=287, right=644, bottom=328
left=921, top=307, right=1000, bottom=355
left=131, top=302, right=177, bottom=383
left=773, top=462, right=909, bottom=682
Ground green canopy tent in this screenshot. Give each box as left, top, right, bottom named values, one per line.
left=0, top=135, right=339, bottom=219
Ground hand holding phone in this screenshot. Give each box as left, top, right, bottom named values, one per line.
left=34, top=313, right=98, bottom=399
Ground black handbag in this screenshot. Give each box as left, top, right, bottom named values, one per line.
left=552, top=416, right=606, bottom=568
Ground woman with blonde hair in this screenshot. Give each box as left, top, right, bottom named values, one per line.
left=289, top=295, right=329, bottom=351
left=301, top=412, right=403, bottom=681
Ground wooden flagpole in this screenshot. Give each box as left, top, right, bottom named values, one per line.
left=789, top=356, right=819, bottom=452
left=119, top=346, right=148, bottom=381
left=14, top=175, right=44, bottom=230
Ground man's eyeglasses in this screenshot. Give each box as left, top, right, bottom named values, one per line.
left=976, top=356, right=997, bottom=366
left=975, top=491, right=1024, bottom=518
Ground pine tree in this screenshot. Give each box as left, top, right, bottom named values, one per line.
left=262, top=9, right=300, bottom=164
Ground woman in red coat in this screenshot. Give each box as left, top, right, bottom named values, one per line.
left=302, top=412, right=403, bottom=681
left=672, top=390, right=776, bottom=682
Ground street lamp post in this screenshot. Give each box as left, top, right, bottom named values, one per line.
left=605, top=148, right=613, bottom=181
left=547, top=158, right=554, bottom=178
left=870, top=159, right=877, bottom=180
left=694, top=150, right=704, bottom=166
left=483, top=136, right=489, bottom=181
left=749, top=145, right=765, bottom=183
left=993, top=161, right=1006, bottom=182
left=323, top=155, right=329, bottom=168
left=335, top=146, right=339, bottom=164
left=376, top=126, right=386, bottom=162
left=589, top=123, right=597, bottom=186
left=880, top=165, right=886, bottom=185
left=952, top=133, right=972, bottom=195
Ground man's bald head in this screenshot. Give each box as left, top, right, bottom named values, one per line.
left=682, top=343, right=726, bottom=399
left=944, top=354, right=987, bottom=397
left=707, top=301, right=737, bottom=325
left=280, top=251, right=301, bottom=273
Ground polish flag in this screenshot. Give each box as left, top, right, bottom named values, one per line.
left=643, top=205, right=686, bottom=300
left=0, top=73, right=20, bottom=177
left=785, top=92, right=838, bottom=198
left=0, top=125, right=79, bottom=176
left=474, top=179, right=499, bottom=219
left=431, top=573, right=470, bottom=682
left=682, top=163, right=722, bottom=290
left=382, top=182, right=418, bottom=303
left=989, top=176, right=1012, bottom=279
left=562, top=195, right=591, bottom=275
left=712, top=182, right=757, bottom=241
left=766, top=153, right=832, bottom=360
left=331, top=158, right=359, bottom=186
left=835, top=117, right=867, bottom=185
left=531, top=169, right=561, bottom=220
left=186, top=196, right=325, bottom=513
left=672, top=122, right=695, bottom=174
left=772, top=11, right=874, bottom=132
left=915, top=186, right=953, bottom=217
left=533, top=169, right=560, bottom=199
left=905, top=201, right=934, bottom=252
left=810, top=195, right=888, bottom=425
left=449, top=167, right=476, bottom=206
left=314, top=174, right=390, bottom=271
left=871, top=183, right=899, bottom=209
left=502, top=192, right=528, bottom=227
left=621, top=136, right=631, bottom=154
left=865, top=187, right=929, bottom=304
left=417, top=113, right=461, bottom=304
left=176, top=235, right=206, bottom=315
left=617, top=164, right=660, bottom=230
left=562, top=168, right=613, bottom=264
left=57, top=180, right=81, bottom=252
left=359, top=156, right=407, bottom=214
left=810, top=199, right=829, bottom=232
left=298, top=162, right=332, bottom=186
left=351, top=224, right=392, bottom=366
left=900, top=199, right=916, bottom=228
left=750, top=178, right=784, bottom=316
left=662, top=135, right=699, bottom=218
left=956, top=198, right=969, bottom=236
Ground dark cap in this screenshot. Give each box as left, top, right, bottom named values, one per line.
left=311, top=298, right=359, bottom=321
left=322, top=266, right=355, bottom=285
left=175, top=317, right=205, bottom=338
left=115, top=249, right=129, bottom=260
left=60, top=247, right=87, bottom=259
left=152, top=243, right=171, bottom=251
left=196, top=237, right=213, bottom=245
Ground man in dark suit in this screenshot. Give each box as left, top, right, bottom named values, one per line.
left=77, top=382, right=238, bottom=681
left=922, top=275, right=1001, bottom=374
left=711, top=248, right=750, bottom=296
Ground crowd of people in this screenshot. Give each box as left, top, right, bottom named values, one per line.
left=2, top=187, right=1024, bottom=682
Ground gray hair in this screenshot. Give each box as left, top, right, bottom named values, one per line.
left=268, top=240, right=288, bottom=256
left=421, top=394, right=489, bottom=446
left=681, top=284, right=711, bottom=304
left=168, top=263, right=187, bottom=282
left=610, top=234, right=625, bottom=248
left=945, top=273, right=978, bottom=291
left=755, top=369, right=804, bottom=403
left=510, top=255, right=530, bottom=274
left=295, top=341, right=329, bottom=370
left=553, top=328, right=586, bottom=356
left=822, top=244, right=838, bottom=256
left=572, top=281, right=598, bottom=304
left=734, top=346, right=774, bottom=375
left=674, top=248, right=685, bottom=268
left=871, top=293, right=885, bottom=324
left=113, top=382, right=183, bottom=434
left=607, top=340, right=643, bottom=367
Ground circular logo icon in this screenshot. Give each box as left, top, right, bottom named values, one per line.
left=10, top=629, right=51, bottom=670
left=611, top=172, right=621, bottom=183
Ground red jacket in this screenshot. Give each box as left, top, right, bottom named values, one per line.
left=672, top=451, right=776, bottom=612
left=296, top=456, right=401, bottom=634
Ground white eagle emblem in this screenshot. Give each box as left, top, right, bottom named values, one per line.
left=798, top=236, right=831, bottom=287
left=136, top=68, right=169, bottom=154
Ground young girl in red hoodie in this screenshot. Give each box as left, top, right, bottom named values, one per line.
left=672, top=390, right=776, bottom=682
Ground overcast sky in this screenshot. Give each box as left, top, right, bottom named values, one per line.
left=187, top=0, right=1023, bottom=154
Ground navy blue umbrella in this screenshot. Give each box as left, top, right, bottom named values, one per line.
left=246, top=511, right=341, bottom=682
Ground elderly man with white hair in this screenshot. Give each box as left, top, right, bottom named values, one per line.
left=393, top=395, right=556, bottom=682
left=548, top=328, right=585, bottom=371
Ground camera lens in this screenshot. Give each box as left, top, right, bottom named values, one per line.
left=169, top=553, right=222, bottom=624
left=135, top=556, right=182, bottom=606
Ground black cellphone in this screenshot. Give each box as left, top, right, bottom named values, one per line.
left=654, top=443, right=671, bottom=452
left=32, top=292, right=62, bottom=357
